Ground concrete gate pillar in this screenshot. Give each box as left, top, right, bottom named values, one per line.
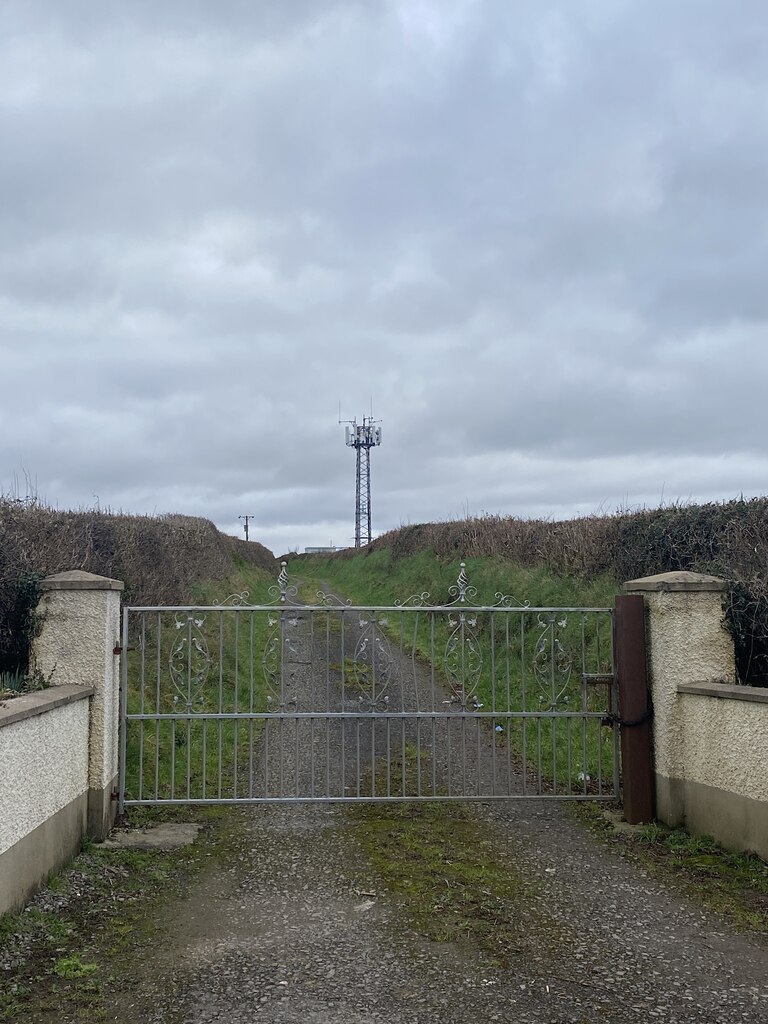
left=32, top=570, right=124, bottom=840
left=622, top=571, right=734, bottom=827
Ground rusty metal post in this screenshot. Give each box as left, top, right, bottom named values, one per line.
left=614, top=594, right=654, bottom=824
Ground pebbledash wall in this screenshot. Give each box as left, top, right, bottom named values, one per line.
left=626, top=571, right=768, bottom=859
left=0, top=571, right=122, bottom=915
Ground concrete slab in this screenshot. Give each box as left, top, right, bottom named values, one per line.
left=602, top=808, right=648, bottom=837
left=103, top=823, right=203, bottom=851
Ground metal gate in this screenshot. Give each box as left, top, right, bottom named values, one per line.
left=118, top=562, right=620, bottom=811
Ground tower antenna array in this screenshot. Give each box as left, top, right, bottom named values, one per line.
left=340, top=412, right=382, bottom=547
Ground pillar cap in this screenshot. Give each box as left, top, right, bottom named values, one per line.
left=41, top=570, right=124, bottom=593
left=623, top=570, right=727, bottom=594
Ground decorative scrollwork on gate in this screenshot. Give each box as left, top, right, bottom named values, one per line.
left=353, top=613, right=393, bottom=711
left=444, top=610, right=483, bottom=710
left=445, top=561, right=529, bottom=609
left=447, top=563, right=478, bottom=605
left=491, top=590, right=531, bottom=609
left=262, top=616, right=280, bottom=702
left=395, top=591, right=431, bottom=608
left=169, top=613, right=211, bottom=710
left=261, top=562, right=302, bottom=709
left=214, top=592, right=250, bottom=606
left=316, top=590, right=351, bottom=607
left=533, top=613, right=573, bottom=709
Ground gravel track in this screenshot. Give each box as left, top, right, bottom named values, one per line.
left=112, top=797, right=768, bottom=1024
left=254, top=600, right=501, bottom=800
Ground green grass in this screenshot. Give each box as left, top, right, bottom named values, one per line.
left=297, top=548, right=617, bottom=610
left=633, top=823, right=768, bottom=932
left=53, top=954, right=99, bottom=979
left=296, top=551, right=619, bottom=793
left=354, top=749, right=556, bottom=956
left=328, top=657, right=373, bottom=693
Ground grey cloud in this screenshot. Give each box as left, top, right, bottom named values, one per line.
left=2, top=1, right=768, bottom=557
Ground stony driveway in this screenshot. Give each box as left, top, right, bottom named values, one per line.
left=109, top=796, right=768, bottom=1024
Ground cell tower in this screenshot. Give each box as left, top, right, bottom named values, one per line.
left=341, top=414, right=382, bottom=547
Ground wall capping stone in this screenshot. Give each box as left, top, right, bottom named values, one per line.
left=623, top=570, right=728, bottom=593
left=678, top=680, right=768, bottom=704
left=41, top=570, right=124, bottom=592
left=0, top=685, right=94, bottom=730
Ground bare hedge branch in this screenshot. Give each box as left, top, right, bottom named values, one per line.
left=342, top=499, right=768, bottom=684
left=0, top=499, right=275, bottom=675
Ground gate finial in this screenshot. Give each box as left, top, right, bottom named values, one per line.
left=448, top=562, right=477, bottom=604
left=267, top=561, right=298, bottom=605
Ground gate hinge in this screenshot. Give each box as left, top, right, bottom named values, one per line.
left=605, top=702, right=654, bottom=729
left=113, top=645, right=135, bottom=656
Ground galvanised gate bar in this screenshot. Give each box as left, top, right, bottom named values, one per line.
left=118, top=564, right=619, bottom=811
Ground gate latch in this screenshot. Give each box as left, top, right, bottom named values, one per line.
left=581, top=673, right=615, bottom=686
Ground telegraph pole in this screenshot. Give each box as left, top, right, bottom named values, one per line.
left=341, top=414, right=382, bottom=547
left=238, top=515, right=254, bottom=541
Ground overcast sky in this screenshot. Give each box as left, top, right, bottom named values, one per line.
left=2, top=1, right=767, bottom=555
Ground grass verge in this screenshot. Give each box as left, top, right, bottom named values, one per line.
left=577, top=805, right=768, bottom=937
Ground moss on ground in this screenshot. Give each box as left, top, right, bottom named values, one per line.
left=0, top=807, right=247, bottom=1023
left=352, top=761, right=569, bottom=969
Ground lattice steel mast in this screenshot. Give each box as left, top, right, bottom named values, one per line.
left=342, top=415, right=382, bottom=547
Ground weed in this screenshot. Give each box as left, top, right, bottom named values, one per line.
left=635, top=822, right=668, bottom=844
left=0, top=669, right=26, bottom=693
left=0, top=667, right=51, bottom=700
left=328, top=657, right=372, bottom=692
left=53, top=954, right=99, bottom=979
left=80, top=834, right=97, bottom=855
